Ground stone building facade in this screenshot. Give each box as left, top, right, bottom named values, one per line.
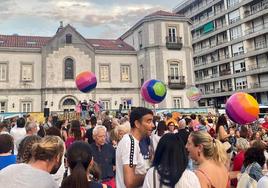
left=0, top=10, right=193, bottom=113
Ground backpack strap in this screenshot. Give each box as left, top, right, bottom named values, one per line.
left=129, top=134, right=135, bottom=168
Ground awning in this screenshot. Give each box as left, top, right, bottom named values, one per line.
left=203, top=22, right=214, bottom=33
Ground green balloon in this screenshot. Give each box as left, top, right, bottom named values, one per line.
left=153, top=82, right=166, bottom=97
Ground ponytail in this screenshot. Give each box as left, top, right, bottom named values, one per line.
left=191, top=131, right=227, bottom=164
left=61, top=162, right=89, bottom=188
left=212, top=138, right=228, bottom=164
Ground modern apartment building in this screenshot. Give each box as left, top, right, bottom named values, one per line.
left=174, top=0, right=268, bottom=108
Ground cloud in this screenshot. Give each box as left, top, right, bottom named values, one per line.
left=0, top=0, right=174, bottom=38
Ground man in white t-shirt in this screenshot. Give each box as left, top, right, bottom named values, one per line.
left=10, top=117, right=26, bottom=154
left=116, top=107, right=155, bottom=188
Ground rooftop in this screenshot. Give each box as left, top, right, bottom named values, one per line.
left=0, top=34, right=135, bottom=51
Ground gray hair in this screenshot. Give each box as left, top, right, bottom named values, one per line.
left=25, top=121, right=37, bottom=133
left=92, top=125, right=107, bottom=136
left=236, top=138, right=250, bottom=151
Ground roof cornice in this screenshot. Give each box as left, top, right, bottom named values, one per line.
left=120, top=15, right=192, bottom=40
left=173, top=0, right=197, bottom=13
left=95, top=50, right=137, bottom=55
left=0, top=47, right=41, bottom=53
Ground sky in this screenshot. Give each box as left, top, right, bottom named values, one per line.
left=0, top=0, right=182, bottom=39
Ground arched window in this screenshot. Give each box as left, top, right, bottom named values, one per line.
left=64, top=58, right=74, bottom=79
left=63, top=98, right=76, bottom=106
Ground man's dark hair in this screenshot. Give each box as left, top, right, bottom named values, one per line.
left=90, top=116, right=97, bottom=126
left=243, top=147, right=265, bottom=168
left=190, top=114, right=196, bottom=120
left=17, top=117, right=26, bottom=128
left=45, top=127, right=61, bottom=137
left=130, top=107, right=153, bottom=128
left=0, top=134, right=14, bottom=153
left=207, top=118, right=213, bottom=124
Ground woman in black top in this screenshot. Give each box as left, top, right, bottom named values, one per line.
left=61, top=141, right=108, bottom=188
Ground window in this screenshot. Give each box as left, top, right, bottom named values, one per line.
left=229, top=9, right=240, bottom=24
left=203, top=69, right=209, bottom=78
left=101, top=100, right=111, bottom=110
left=212, top=66, right=218, bottom=76
left=253, top=18, right=263, bottom=32
left=138, top=31, right=143, bottom=48
left=21, top=101, right=32, bottom=112
left=0, top=101, right=6, bottom=112
left=173, top=97, right=182, bottom=108
left=235, top=77, right=247, bottom=90
left=99, top=65, right=110, bottom=82
left=120, top=65, right=130, bottom=82
left=169, top=63, right=180, bottom=79
left=0, top=63, right=7, bottom=81
left=122, top=99, right=132, bottom=109
left=227, top=0, right=239, bottom=8
left=256, top=54, right=267, bottom=67
left=234, top=60, right=246, bottom=73
left=66, top=34, right=72, bottom=44
left=21, top=64, right=33, bottom=81
left=255, top=35, right=266, bottom=49
left=251, top=2, right=264, bottom=14
left=168, top=27, right=177, bottom=43
left=232, top=42, right=244, bottom=56
left=230, top=25, right=242, bottom=40
left=64, top=58, right=74, bottom=79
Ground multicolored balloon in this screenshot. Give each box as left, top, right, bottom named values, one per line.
left=141, top=79, right=167, bottom=104
left=225, top=92, right=259, bottom=124
left=75, top=71, right=97, bottom=93
left=186, top=87, right=202, bottom=101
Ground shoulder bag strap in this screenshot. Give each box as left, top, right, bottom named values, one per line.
left=129, top=134, right=135, bottom=168
left=153, top=167, right=156, bottom=188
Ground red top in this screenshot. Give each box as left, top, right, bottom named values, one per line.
left=262, top=122, right=268, bottom=130
left=232, top=150, right=245, bottom=186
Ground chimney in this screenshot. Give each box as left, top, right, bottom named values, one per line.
left=56, top=21, right=64, bottom=33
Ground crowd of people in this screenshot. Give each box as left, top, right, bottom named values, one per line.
left=0, top=107, right=268, bottom=188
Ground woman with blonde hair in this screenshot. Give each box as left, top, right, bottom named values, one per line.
left=186, top=131, right=229, bottom=188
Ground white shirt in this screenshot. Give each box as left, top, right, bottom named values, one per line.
left=10, top=126, right=26, bottom=154
left=0, top=163, right=58, bottom=188
left=116, top=134, right=146, bottom=188
left=257, top=173, right=268, bottom=188
left=143, top=168, right=201, bottom=188
left=150, top=133, right=161, bottom=154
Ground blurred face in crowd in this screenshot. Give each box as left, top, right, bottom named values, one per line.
left=94, top=129, right=106, bottom=146
left=168, top=123, right=175, bottom=132
left=137, top=114, right=154, bottom=137
left=118, top=130, right=125, bottom=140
left=255, top=132, right=261, bottom=140
left=186, top=135, right=199, bottom=161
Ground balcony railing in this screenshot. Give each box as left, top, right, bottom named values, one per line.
left=219, top=69, right=231, bottom=76
left=250, top=82, right=261, bottom=89
left=194, top=54, right=229, bottom=67
left=245, top=23, right=268, bottom=35
left=244, top=3, right=268, bottom=18
left=166, top=36, right=182, bottom=50
left=168, top=76, right=185, bottom=89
